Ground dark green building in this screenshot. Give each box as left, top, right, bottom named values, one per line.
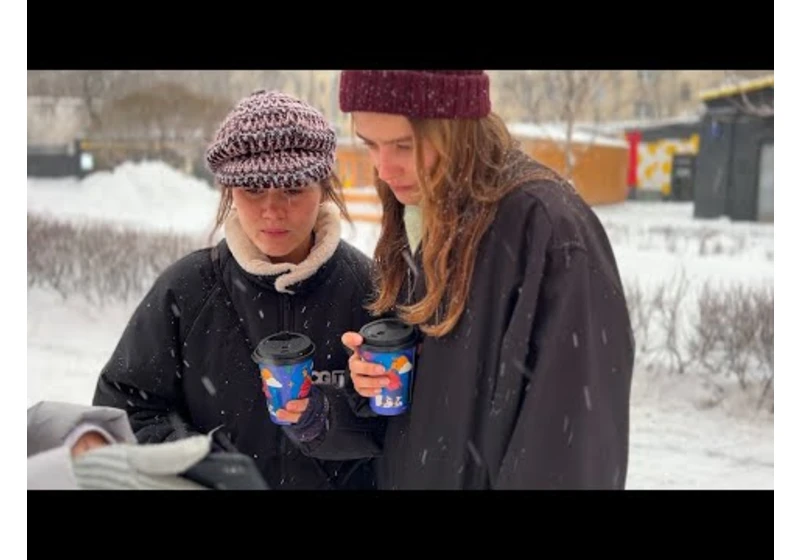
left=693, top=74, right=774, bottom=222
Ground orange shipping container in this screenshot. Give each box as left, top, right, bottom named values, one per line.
left=508, top=123, right=630, bottom=206
left=333, top=124, right=630, bottom=221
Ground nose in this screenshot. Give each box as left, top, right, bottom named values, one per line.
left=260, top=189, right=288, bottom=218
left=374, top=147, right=402, bottom=185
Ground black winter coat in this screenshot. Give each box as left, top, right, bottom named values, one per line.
left=92, top=237, right=384, bottom=490
left=305, top=152, right=635, bottom=490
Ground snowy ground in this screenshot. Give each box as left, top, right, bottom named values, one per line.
left=27, top=161, right=774, bottom=489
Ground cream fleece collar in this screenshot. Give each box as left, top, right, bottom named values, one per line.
left=223, top=201, right=341, bottom=294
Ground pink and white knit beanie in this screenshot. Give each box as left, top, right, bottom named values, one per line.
left=205, top=90, right=337, bottom=189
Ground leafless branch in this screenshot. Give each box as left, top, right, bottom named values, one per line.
left=719, top=71, right=774, bottom=118
left=28, top=212, right=206, bottom=305
left=494, top=70, right=625, bottom=180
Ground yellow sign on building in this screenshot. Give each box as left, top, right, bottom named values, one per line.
left=636, top=133, right=699, bottom=196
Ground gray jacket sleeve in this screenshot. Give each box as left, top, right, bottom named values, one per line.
left=27, top=400, right=138, bottom=490
left=27, top=400, right=137, bottom=457
left=27, top=400, right=212, bottom=490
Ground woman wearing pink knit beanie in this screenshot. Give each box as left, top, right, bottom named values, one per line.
left=92, top=90, right=383, bottom=491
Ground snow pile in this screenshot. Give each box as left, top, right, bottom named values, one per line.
left=27, top=160, right=221, bottom=236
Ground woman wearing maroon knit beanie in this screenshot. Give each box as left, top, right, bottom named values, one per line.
left=91, top=90, right=384, bottom=491
left=292, top=70, right=635, bottom=490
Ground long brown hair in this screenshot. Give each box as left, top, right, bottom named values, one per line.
left=207, top=173, right=352, bottom=245
left=368, top=112, right=557, bottom=338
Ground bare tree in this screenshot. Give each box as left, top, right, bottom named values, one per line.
left=27, top=70, right=129, bottom=130
left=492, top=70, right=545, bottom=122
left=77, top=71, right=118, bottom=129
left=719, top=71, right=774, bottom=118
left=635, top=70, right=672, bottom=119
left=228, top=70, right=290, bottom=100
left=282, top=71, right=323, bottom=108
left=496, top=70, right=625, bottom=180
left=89, top=81, right=232, bottom=172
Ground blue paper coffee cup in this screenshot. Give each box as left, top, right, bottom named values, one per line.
left=358, top=318, right=418, bottom=416
left=251, top=331, right=315, bottom=426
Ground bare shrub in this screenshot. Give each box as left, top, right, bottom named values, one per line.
left=28, top=212, right=207, bottom=305
left=638, top=225, right=754, bottom=259
left=697, top=229, right=719, bottom=257
left=625, top=272, right=774, bottom=411
left=624, top=280, right=655, bottom=372
left=689, top=282, right=728, bottom=376
left=689, top=281, right=773, bottom=397
left=651, top=268, right=694, bottom=375
left=753, top=286, right=774, bottom=410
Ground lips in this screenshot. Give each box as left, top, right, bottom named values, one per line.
left=262, top=228, right=289, bottom=235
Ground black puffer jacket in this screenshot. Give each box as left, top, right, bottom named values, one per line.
left=92, top=208, right=384, bottom=490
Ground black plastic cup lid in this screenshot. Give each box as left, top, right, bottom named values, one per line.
left=359, top=318, right=417, bottom=352
left=252, top=331, right=315, bottom=365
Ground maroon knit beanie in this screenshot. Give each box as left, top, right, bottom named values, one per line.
left=339, top=70, right=491, bottom=119
left=205, top=90, right=336, bottom=189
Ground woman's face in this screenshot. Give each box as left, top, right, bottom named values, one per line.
left=231, top=184, right=323, bottom=264
left=352, top=111, right=438, bottom=206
